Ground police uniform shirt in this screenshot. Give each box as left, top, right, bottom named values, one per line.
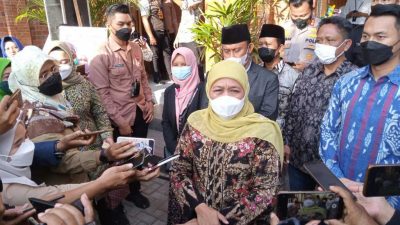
left=282, top=18, right=320, bottom=65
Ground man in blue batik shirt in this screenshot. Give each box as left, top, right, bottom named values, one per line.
left=319, top=4, right=400, bottom=209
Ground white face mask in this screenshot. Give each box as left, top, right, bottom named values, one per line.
left=0, top=139, right=35, bottom=167
left=224, top=47, right=249, bottom=66
left=59, top=64, right=73, bottom=80
left=315, top=41, right=346, bottom=65
left=210, top=95, right=245, bottom=120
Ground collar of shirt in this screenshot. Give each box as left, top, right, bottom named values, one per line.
left=108, top=36, right=132, bottom=52
left=246, top=61, right=252, bottom=72
left=362, top=65, right=400, bottom=86
left=273, top=59, right=286, bottom=74
left=307, top=60, right=353, bottom=79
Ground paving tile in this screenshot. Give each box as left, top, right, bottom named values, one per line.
left=150, top=190, right=168, bottom=201
left=134, top=211, right=158, bottom=225
left=132, top=220, right=148, bottom=225
left=142, top=182, right=162, bottom=195
left=152, top=220, right=167, bottom=225
left=153, top=209, right=167, bottom=219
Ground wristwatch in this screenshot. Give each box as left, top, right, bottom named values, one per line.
left=99, top=148, right=109, bottom=163
left=54, top=141, right=65, bottom=159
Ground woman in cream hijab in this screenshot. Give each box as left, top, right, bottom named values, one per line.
left=168, top=60, right=283, bottom=225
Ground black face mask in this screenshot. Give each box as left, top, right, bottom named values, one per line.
left=38, top=73, right=63, bottom=96
left=0, top=81, right=12, bottom=95
left=258, top=47, right=277, bottom=63
left=292, top=18, right=309, bottom=30
left=360, top=40, right=398, bottom=65
left=115, top=28, right=132, bottom=42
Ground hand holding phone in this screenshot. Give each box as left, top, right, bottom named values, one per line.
left=117, top=137, right=155, bottom=155
left=56, top=129, right=106, bottom=152
left=7, top=89, right=23, bottom=109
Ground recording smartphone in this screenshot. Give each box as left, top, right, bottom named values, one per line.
left=7, top=89, right=23, bottom=108
left=363, top=164, right=400, bottom=197
left=83, top=128, right=114, bottom=136
left=149, top=154, right=180, bottom=170
left=117, top=137, right=155, bottom=155
left=276, top=191, right=344, bottom=223
left=28, top=198, right=57, bottom=214
left=29, top=197, right=84, bottom=214
left=130, top=31, right=140, bottom=41
left=304, top=161, right=352, bottom=195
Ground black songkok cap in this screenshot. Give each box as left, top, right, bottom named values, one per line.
left=259, top=24, right=285, bottom=45
left=221, top=24, right=251, bottom=44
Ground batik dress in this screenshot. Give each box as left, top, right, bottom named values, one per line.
left=168, top=124, right=281, bottom=225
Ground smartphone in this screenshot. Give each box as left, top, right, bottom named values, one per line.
left=276, top=191, right=344, bottom=223
left=304, top=161, right=352, bottom=195
left=149, top=154, right=180, bottom=170
left=29, top=198, right=57, bottom=214
left=29, top=197, right=84, bottom=214
left=117, top=137, right=155, bottom=155
left=83, top=128, right=114, bottom=136
left=130, top=31, right=140, bottom=41
left=363, top=164, right=400, bottom=197
left=286, top=62, right=296, bottom=67
left=7, top=89, right=23, bottom=108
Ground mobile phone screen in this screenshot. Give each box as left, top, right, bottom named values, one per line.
left=363, top=164, right=400, bottom=197
left=276, top=191, right=344, bottom=223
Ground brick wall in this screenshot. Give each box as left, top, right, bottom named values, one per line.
left=0, top=0, right=48, bottom=48
left=29, top=20, right=48, bottom=47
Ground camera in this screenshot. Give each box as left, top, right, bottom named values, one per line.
left=130, top=31, right=140, bottom=41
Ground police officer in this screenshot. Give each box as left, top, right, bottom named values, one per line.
left=282, top=0, right=320, bottom=72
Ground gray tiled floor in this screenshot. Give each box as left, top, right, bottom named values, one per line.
left=123, top=174, right=170, bottom=225
left=124, top=102, right=170, bottom=225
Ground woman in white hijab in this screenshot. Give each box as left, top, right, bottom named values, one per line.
left=8, top=46, right=70, bottom=111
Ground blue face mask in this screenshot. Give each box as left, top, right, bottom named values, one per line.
left=172, top=66, right=192, bottom=80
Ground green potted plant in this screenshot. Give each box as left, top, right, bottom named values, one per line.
left=191, top=0, right=260, bottom=63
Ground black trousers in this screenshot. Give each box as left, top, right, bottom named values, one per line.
left=113, top=107, right=149, bottom=194
left=150, top=30, right=172, bottom=81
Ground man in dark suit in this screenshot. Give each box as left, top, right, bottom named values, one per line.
left=199, top=24, right=279, bottom=120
